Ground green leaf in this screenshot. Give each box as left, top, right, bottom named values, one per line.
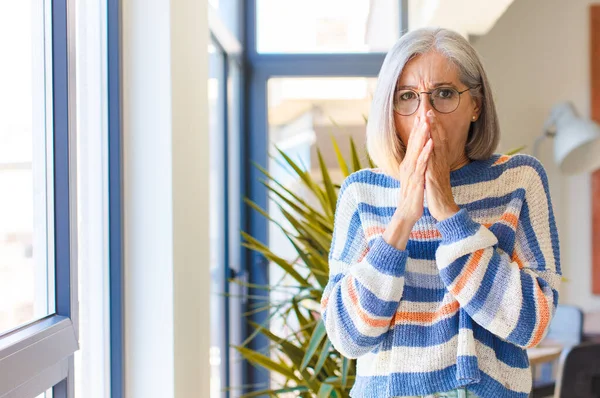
left=349, top=137, right=362, bottom=172
left=255, top=163, right=331, bottom=226
left=240, top=386, right=309, bottom=398
left=341, top=356, right=350, bottom=390
left=505, top=145, right=526, bottom=155
left=241, top=232, right=310, bottom=287
left=244, top=197, right=294, bottom=236
left=367, top=154, right=376, bottom=169
left=233, top=346, right=300, bottom=382
left=312, top=338, right=332, bottom=379
left=318, top=149, right=338, bottom=216
left=300, top=320, right=327, bottom=371
left=324, top=375, right=356, bottom=387
left=317, top=383, right=335, bottom=398
left=330, top=135, right=350, bottom=178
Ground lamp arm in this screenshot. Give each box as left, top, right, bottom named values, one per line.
left=532, top=132, right=551, bottom=159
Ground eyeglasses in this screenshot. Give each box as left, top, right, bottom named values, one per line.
left=393, top=86, right=477, bottom=116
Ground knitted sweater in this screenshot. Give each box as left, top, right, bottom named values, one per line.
left=320, top=153, right=561, bottom=398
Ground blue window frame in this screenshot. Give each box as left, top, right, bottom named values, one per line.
left=108, top=0, right=124, bottom=397
left=0, top=0, right=79, bottom=396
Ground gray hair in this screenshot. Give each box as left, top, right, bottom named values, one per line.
left=366, top=27, right=500, bottom=178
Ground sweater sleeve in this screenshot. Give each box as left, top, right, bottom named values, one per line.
left=434, top=157, right=561, bottom=349
left=320, top=175, right=409, bottom=359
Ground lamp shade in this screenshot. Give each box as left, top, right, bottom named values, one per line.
left=547, top=102, right=600, bottom=174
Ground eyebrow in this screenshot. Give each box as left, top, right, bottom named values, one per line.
left=396, top=82, right=457, bottom=90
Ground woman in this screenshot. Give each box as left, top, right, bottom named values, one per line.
left=320, top=28, right=561, bottom=398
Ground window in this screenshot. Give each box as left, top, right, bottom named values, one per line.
left=256, top=0, right=400, bottom=53
left=0, top=0, right=79, bottom=396
left=0, top=0, right=55, bottom=337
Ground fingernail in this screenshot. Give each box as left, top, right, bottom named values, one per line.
left=427, top=110, right=435, bottom=118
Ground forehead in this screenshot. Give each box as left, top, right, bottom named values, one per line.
left=397, top=51, right=460, bottom=86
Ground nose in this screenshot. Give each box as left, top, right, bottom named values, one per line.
left=416, top=93, right=434, bottom=118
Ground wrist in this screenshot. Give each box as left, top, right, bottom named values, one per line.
left=436, top=204, right=460, bottom=221
left=383, top=214, right=414, bottom=250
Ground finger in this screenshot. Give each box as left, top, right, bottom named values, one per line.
left=404, top=115, right=421, bottom=159
left=405, top=116, right=429, bottom=165
left=427, top=110, right=448, bottom=153
left=415, top=138, right=433, bottom=176
left=426, top=110, right=441, bottom=146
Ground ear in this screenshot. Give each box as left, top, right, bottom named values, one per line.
left=472, top=96, right=482, bottom=118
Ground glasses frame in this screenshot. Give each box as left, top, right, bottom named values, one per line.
left=393, top=86, right=477, bottom=116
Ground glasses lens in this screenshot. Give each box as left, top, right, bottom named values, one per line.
left=431, top=87, right=460, bottom=113
left=394, top=90, right=419, bottom=115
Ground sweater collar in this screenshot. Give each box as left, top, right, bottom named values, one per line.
left=449, top=153, right=501, bottom=183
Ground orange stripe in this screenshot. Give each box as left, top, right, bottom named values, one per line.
left=393, top=300, right=460, bottom=324
left=410, top=229, right=441, bottom=240
left=357, top=246, right=369, bottom=262
left=365, top=226, right=385, bottom=239
left=346, top=275, right=390, bottom=328
left=528, top=284, right=551, bottom=347
left=494, top=155, right=511, bottom=165
left=511, top=251, right=525, bottom=269
left=450, top=249, right=485, bottom=296
left=500, top=212, right=519, bottom=229
left=321, top=296, right=329, bottom=310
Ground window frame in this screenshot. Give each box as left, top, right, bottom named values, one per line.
left=108, top=0, right=124, bottom=396
left=239, top=0, right=407, bottom=394
left=209, top=3, right=244, bottom=397
left=0, top=0, right=79, bottom=396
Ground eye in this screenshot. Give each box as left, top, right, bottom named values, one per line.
left=397, top=90, right=417, bottom=101
left=436, top=88, right=456, bottom=99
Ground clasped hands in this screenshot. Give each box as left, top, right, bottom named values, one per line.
left=394, top=109, right=461, bottom=225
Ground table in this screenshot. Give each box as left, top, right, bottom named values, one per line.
left=527, top=345, right=563, bottom=366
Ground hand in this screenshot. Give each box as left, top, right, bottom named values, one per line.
left=394, top=114, right=433, bottom=225
left=424, top=110, right=460, bottom=221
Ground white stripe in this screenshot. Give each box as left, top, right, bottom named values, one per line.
left=355, top=329, right=532, bottom=394
left=481, top=261, right=524, bottom=341
left=446, top=248, right=493, bottom=305
left=351, top=260, right=405, bottom=302
left=338, top=278, right=394, bottom=338
left=357, top=333, right=461, bottom=375
left=406, top=258, right=440, bottom=275
left=436, top=226, right=497, bottom=269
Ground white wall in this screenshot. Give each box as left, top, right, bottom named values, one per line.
left=473, top=0, right=600, bottom=311
left=122, top=0, right=209, bottom=396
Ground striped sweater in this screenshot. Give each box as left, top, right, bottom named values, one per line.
left=320, top=153, right=561, bottom=398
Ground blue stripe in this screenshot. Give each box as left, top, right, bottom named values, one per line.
left=357, top=203, right=395, bottom=218
left=456, top=355, right=480, bottom=384
left=342, top=168, right=399, bottom=190
left=488, top=223, right=516, bottom=254
left=469, top=371, right=530, bottom=398
left=382, top=312, right=460, bottom=349
left=353, top=278, right=401, bottom=317
left=464, top=189, right=525, bottom=212
left=463, top=250, right=500, bottom=316
left=406, top=240, right=439, bottom=260
left=473, top=252, right=512, bottom=329
left=402, top=285, right=447, bottom=302
left=506, top=272, right=537, bottom=346
left=438, top=254, right=470, bottom=286
left=331, top=287, right=389, bottom=348
left=473, top=324, right=529, bottom=368
left=404, top=271, right=445, bottom=289
left=335, top=210, right=364, bottom=262
left=517, top=200, right=545, bottom=269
